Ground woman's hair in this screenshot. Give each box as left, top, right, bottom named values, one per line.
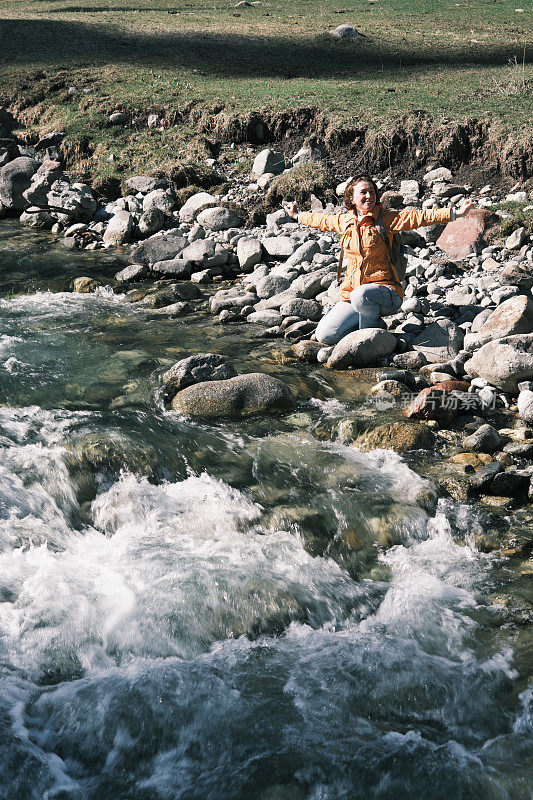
left=343, top=175, right=380, bottom=211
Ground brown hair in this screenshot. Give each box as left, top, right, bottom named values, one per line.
left=343, top=175, right=380, bottom=211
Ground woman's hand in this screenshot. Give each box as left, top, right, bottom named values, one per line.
left=283, top=201, right=298, bottom=220
left=454, top=198, right=475, bottom=218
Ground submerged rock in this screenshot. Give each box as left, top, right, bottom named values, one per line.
left=170, top=372, right=295, bottom=417
left=356, top=421, right=435, bottom=453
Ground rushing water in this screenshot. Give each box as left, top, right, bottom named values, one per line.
left=0, top=225, right=531, bottom=800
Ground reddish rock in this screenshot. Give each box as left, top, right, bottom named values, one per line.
left=403, top=380, right=471, bottom=423
left=436, top=210, right=499, bottom=259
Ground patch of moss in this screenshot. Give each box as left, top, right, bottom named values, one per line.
left=266, top=162, right=335, bottom=208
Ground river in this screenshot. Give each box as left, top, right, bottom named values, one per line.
left=0, top=222, right=531, bottom=800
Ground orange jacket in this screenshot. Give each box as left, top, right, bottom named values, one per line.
left=298, top=205, right=452, bottom=301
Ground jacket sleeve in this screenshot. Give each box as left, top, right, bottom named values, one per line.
left=298, top=211, right=345, bottom=233
left=384, top=207, right=451, bottom=232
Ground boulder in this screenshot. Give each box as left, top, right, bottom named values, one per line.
left=210, top=291, right=257, bottom=314
left=423, top=167, right=452, bottom=184
left=73, top=277, right=99, bottom=293
left=246, top=310, right=283, bottom=326
left=46, top=179, right=98, bottom=221
left=115, top=263, right=148, bottom=283
left=462, top=424, right=502, bottom=453
left=256, top=274, right=291, bottom=299
left=126, top=175, right=167, bottom=194
left=327, top=329, right=397, bottom=369
left=411, top=319, right=464, bottom=362
left=196, top=206, right=243, bottom=231
left=263, top=236, right=298, bottom=258
left=170, top=372, right=294, bottom=417
left=292, top=340, right=323, bottom=362
left=476, top=295, right=533, bottom=346
left=518, top=389, right=533, bottom=422
left=151, top=257, right=192, bottom=279
left=181, top=239, right=229, bottom=268
left=138, top=208, right=165, bottom=236
left=499, top=264, right=533, bottom=291
left=357, top=421, right=435, bottom=453
left=285, top=240, right=320, bottom=267
left=464, top=334, right=533, bottom=392
left=403, top=380, right=473, bottom=423
left=436, top=210, right=498, bottom=259
left=103, top=210, right=134, bottom=245
left=0, top=156, right=39, bottom=209
left=237, top=237, right=263, bottom=270
left=329, top=24, right=362, bottom=38
left=22, top=160, right=64, bottom=206
left=142, top=188, right=174, bottom=215
left=252, top=149, right=285, bottom=178
left=130, top=234, right=187, bottom=266
left=505, top=227, right=527, bottom=250
left=279, top=298, right=322, bottom=321
left=178, top=192, right=218, bottom=223
left=163, top=353, right=237, bottom=395
left=290, top=271, right=326, bottom=298
left=19, top=208, right=54, bottom=228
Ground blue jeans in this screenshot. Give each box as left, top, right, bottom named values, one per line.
left=315, top=284, right=402, bottom=345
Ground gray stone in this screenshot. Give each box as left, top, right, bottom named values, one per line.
left=266, top=209, right=291, bottom=229
left=279, top=298, right=322, bottom=320
left=517, top=389, right=533, bottom=422
left=138, top=208, right=165, bottom=236
left=126, top=175, right=168, bottom=194
left=115, top=263, right=147, bottom=282
left=237, top=237, right=263, bottom=270
left=103, top=210, right=134, bottom=245
left=163, top=353, right=237, bottom=395
left=0, top=156, right=39, bottom=209
left=285, top=240, right=320, bottom=267
left=210, top=291, right=257, bottom=314
left=445, top=285, right=477, bottom=306
left=423, top=167, right=453, bottom=184
left=252, top=149, right=285, bottom=178
left=148, top=301, right=191, bottom=317
left=464, top=334, right=533, bottom=391
left=463, top=424, right=502, bottom=453
left=505, top=227, right=527, bottom=250
left=476, top=295, right=533, bottom=346
left=46, top=179, right=98, bottom=221
left=499, top=264, right=533, bottom=290
left=329, top=24, right=362, bottom=39
left=142, top=189, right=174, bottom=215
left=256, top=274, right=291, bottom=299
left=171, top=372, right=294, bottom=417
left=22, top=160, right=64, bottom=206
left=327, top=329, right=397, bottom=369
left=151, top=257, right=192, bottom=279
left=109, top=112, right=127, bottom=125
left=196, top=206, right=243, bottom=231
left=400, top=180, right=420, bottom=198
left=181, top=239, right=229, bottom=268
left=411, top=319, right=464, bottom=362
left=290, top=271, right=325, bottom=299
left=178, top=192, right=218, bottom=223
left=246, top=310, right=283, bottom=326
left=130, top=234, right=187, bottom=266
left=263, top=236, right=297, bottom=258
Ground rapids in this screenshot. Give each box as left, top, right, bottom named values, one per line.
left=0, top=225, right=531, bottom=800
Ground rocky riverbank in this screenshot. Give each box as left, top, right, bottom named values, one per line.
left=1, top=126, right=533, bottom=548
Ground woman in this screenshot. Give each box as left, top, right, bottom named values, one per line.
left=284, top=176, right=474, bottom=344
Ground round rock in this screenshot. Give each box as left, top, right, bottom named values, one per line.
left=170, top=372, right=295, bottom=417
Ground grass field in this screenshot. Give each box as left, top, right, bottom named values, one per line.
left=0, top=0, right=531, bottom=183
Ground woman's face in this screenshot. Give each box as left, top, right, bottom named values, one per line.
left=352, top=181, right=377, bottom=215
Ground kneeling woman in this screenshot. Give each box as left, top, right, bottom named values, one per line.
left=284, top=176, right=473, bottom=345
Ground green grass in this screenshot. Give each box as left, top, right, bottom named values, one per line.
left=0, top=0, right=531, bottom=184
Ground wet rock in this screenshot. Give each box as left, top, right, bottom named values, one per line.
left=19, top=208, right=54, bottom=228
left=148, top=301, right=191, bottom=317
left=327, top=329, right=397, bottom=369
left=130, top=233, right=187, bottom=266
left=462, top=424, right=502, bottom=453
left=436, top=210, right=498, bottom=259
left=171, top=372, right=294, bottom=417
left=237, top=237, right=263, bottom=270
left=73, top=277, right=100, bottom=293
left=292, top=340, right=323, bottom=362
left=0, top=156, right=39, bottom=209
left=178, top=191, right=218, bottom=223
left=468, top=460, right=503, bottom=492
left=464, top=334, right=533, bottom=392
left=210, top=290, right=257, bottom=314
left=196, top=206, right=243, bottom=230
left=403, top=380, right=472, bottom=423
left=73, top=432, right=157, bottom=477
left=476, top=295, right=533, bottom=346
left=252, top=149, right=285, bottom=177
left=103, top=210, right=134, bottom=245
left=151, top=257, right=192, bottom=279
left=411, top=319, right=464, bottom=362
left=356, top=421, right=435, bottom=453
left=284, top=320, right=316, bottom=339
left=490, top=470, right=530, bottom=498
left=163, top=353, right=237, bottom=395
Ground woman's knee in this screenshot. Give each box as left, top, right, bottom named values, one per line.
left=315, top=318, right=342, bottom=345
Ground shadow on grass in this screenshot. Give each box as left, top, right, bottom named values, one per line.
left=1, top=19, right=528, bottom=78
